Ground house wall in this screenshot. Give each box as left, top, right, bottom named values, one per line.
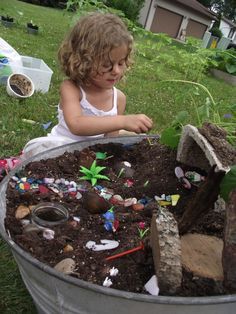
left=139, top=0, right=213, bottom=39
left=220, top=20, right=231, bottom=37
left=219, top=20, right=236, bottom=44
left=139, top=0, right=153, bottom=27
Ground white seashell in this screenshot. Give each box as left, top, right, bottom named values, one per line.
left=73, top=216, right=81, bottom=223
left=123, top=161, right=131, bottom=167
left=109, top=267, right=119, bottom=276
left=43, top=228, right=55, bottom=240
left=103, top=277, right=113, bottom=287
left=85, top=239, right=119, bottom=251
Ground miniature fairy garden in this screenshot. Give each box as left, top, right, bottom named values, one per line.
left=4, top=123, right=236, bottom=297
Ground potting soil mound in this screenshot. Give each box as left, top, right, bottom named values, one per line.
left=5, top=138, right=226, bottom=296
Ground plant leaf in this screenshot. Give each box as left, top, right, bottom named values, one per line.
left=220, top=165, right=236, bottom=202
left=79, top=175, right=90, bottom=181
left=90, top=160, right=97, bottom=173
left=171, top=110, right=189, bottom=127
left=79, top=165, right=90, bottom=173
left=95, top=174, right=110, bottom=181
left=160, top=127, right=181, bottom=148
left=225, top=63, right=236, bottom=75
left=91, top=177, right=97, bottom=186
left=96, top=152, right=107, bottom=160
left=94, top=166, right=106, bottom=174
left=79, top=168, right=92, bottom=176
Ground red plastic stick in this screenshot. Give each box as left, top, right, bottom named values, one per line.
left=105, top=242, right=144, bottom=261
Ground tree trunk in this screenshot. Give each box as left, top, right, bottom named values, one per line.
left=179, top=165, right=225, bottom=234
left=222, top=189, right=236, bottom=291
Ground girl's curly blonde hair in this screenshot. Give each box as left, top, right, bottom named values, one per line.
left=58, top=12, right=134, bottom=85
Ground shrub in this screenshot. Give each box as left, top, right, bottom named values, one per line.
left=212, top=49, right=236, bottom=75
left=210, top=26, right=223, bottom=38
left=103, top=0, right=145, bottom=23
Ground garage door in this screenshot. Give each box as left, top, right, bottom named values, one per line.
left=150, top=6, right=183, bottom=38
left=186, top=19, right=207, bottom=39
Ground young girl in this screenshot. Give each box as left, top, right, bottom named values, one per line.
left=23, top=12, right=153, bottom=158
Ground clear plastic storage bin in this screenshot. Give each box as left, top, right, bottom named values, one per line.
left=19, top=56, right=53, bottom=93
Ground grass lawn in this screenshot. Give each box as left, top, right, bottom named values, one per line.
left=0, top=0, right=235, bottom=313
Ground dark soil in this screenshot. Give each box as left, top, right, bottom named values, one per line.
left=4, top=137, right=229, bottom=297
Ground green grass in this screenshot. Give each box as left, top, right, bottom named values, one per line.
left=0, top=1, right=235, bottom=312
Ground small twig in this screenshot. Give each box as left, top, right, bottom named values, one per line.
left=117, top=168, right=125, bottom=179
left=146, top=138, right=154, bottom=146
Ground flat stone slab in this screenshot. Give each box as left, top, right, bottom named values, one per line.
left=177, top=124, right=230, bottom=172
left=151, top=208, right=182, bottom=295
left=181, top=233, right=223, bottom=281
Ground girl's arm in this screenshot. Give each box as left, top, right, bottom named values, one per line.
left=60, top=80, right=152, bottom=136
left=104, top=89, right=126, bottom=137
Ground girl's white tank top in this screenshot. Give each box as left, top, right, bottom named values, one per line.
left=49, top=86, right=118, bottom=141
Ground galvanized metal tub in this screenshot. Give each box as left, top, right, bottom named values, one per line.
left=0, top=136, right=236, bottom=314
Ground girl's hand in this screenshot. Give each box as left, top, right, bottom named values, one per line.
left=123, top=114, right=153, bottom=133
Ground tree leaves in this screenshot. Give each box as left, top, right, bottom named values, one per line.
left=220, top=165, right=236, bottom=201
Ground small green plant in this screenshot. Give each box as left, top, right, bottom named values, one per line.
left=159, top=80, right=236, bottom=201
left=1, top=15, right=14, bottom=22
left=220, top=165, right=236, bottom=202
left=79, top=160, right=110, bottom=186
left=27, top=20, right=38, bottom=30
left=137, top=222, right=149, bottom=239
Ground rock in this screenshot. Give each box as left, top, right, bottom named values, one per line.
left=181, top=233, right=223, bottom=281
left=82, top=191, right=111, bottom=214
left=63, top=244, right=74, bottom=252
left=15, top=205, right=30, bottom=219
left=132, top=203, right=144, bottom=211
left=23, top=223, right=41, bottom=233
left=150, top=208, right=182, bottom=295
left=54, top=258, right=76, bottom=274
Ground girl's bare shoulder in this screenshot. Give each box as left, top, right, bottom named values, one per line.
left=116, top=88, right=126, bottom=101
left=116, top=88, right=126, bottom=114
left=60, top=79, right=80, bottom=96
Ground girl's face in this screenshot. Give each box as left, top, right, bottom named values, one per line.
left=90, top=43, right=128, bottom=89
